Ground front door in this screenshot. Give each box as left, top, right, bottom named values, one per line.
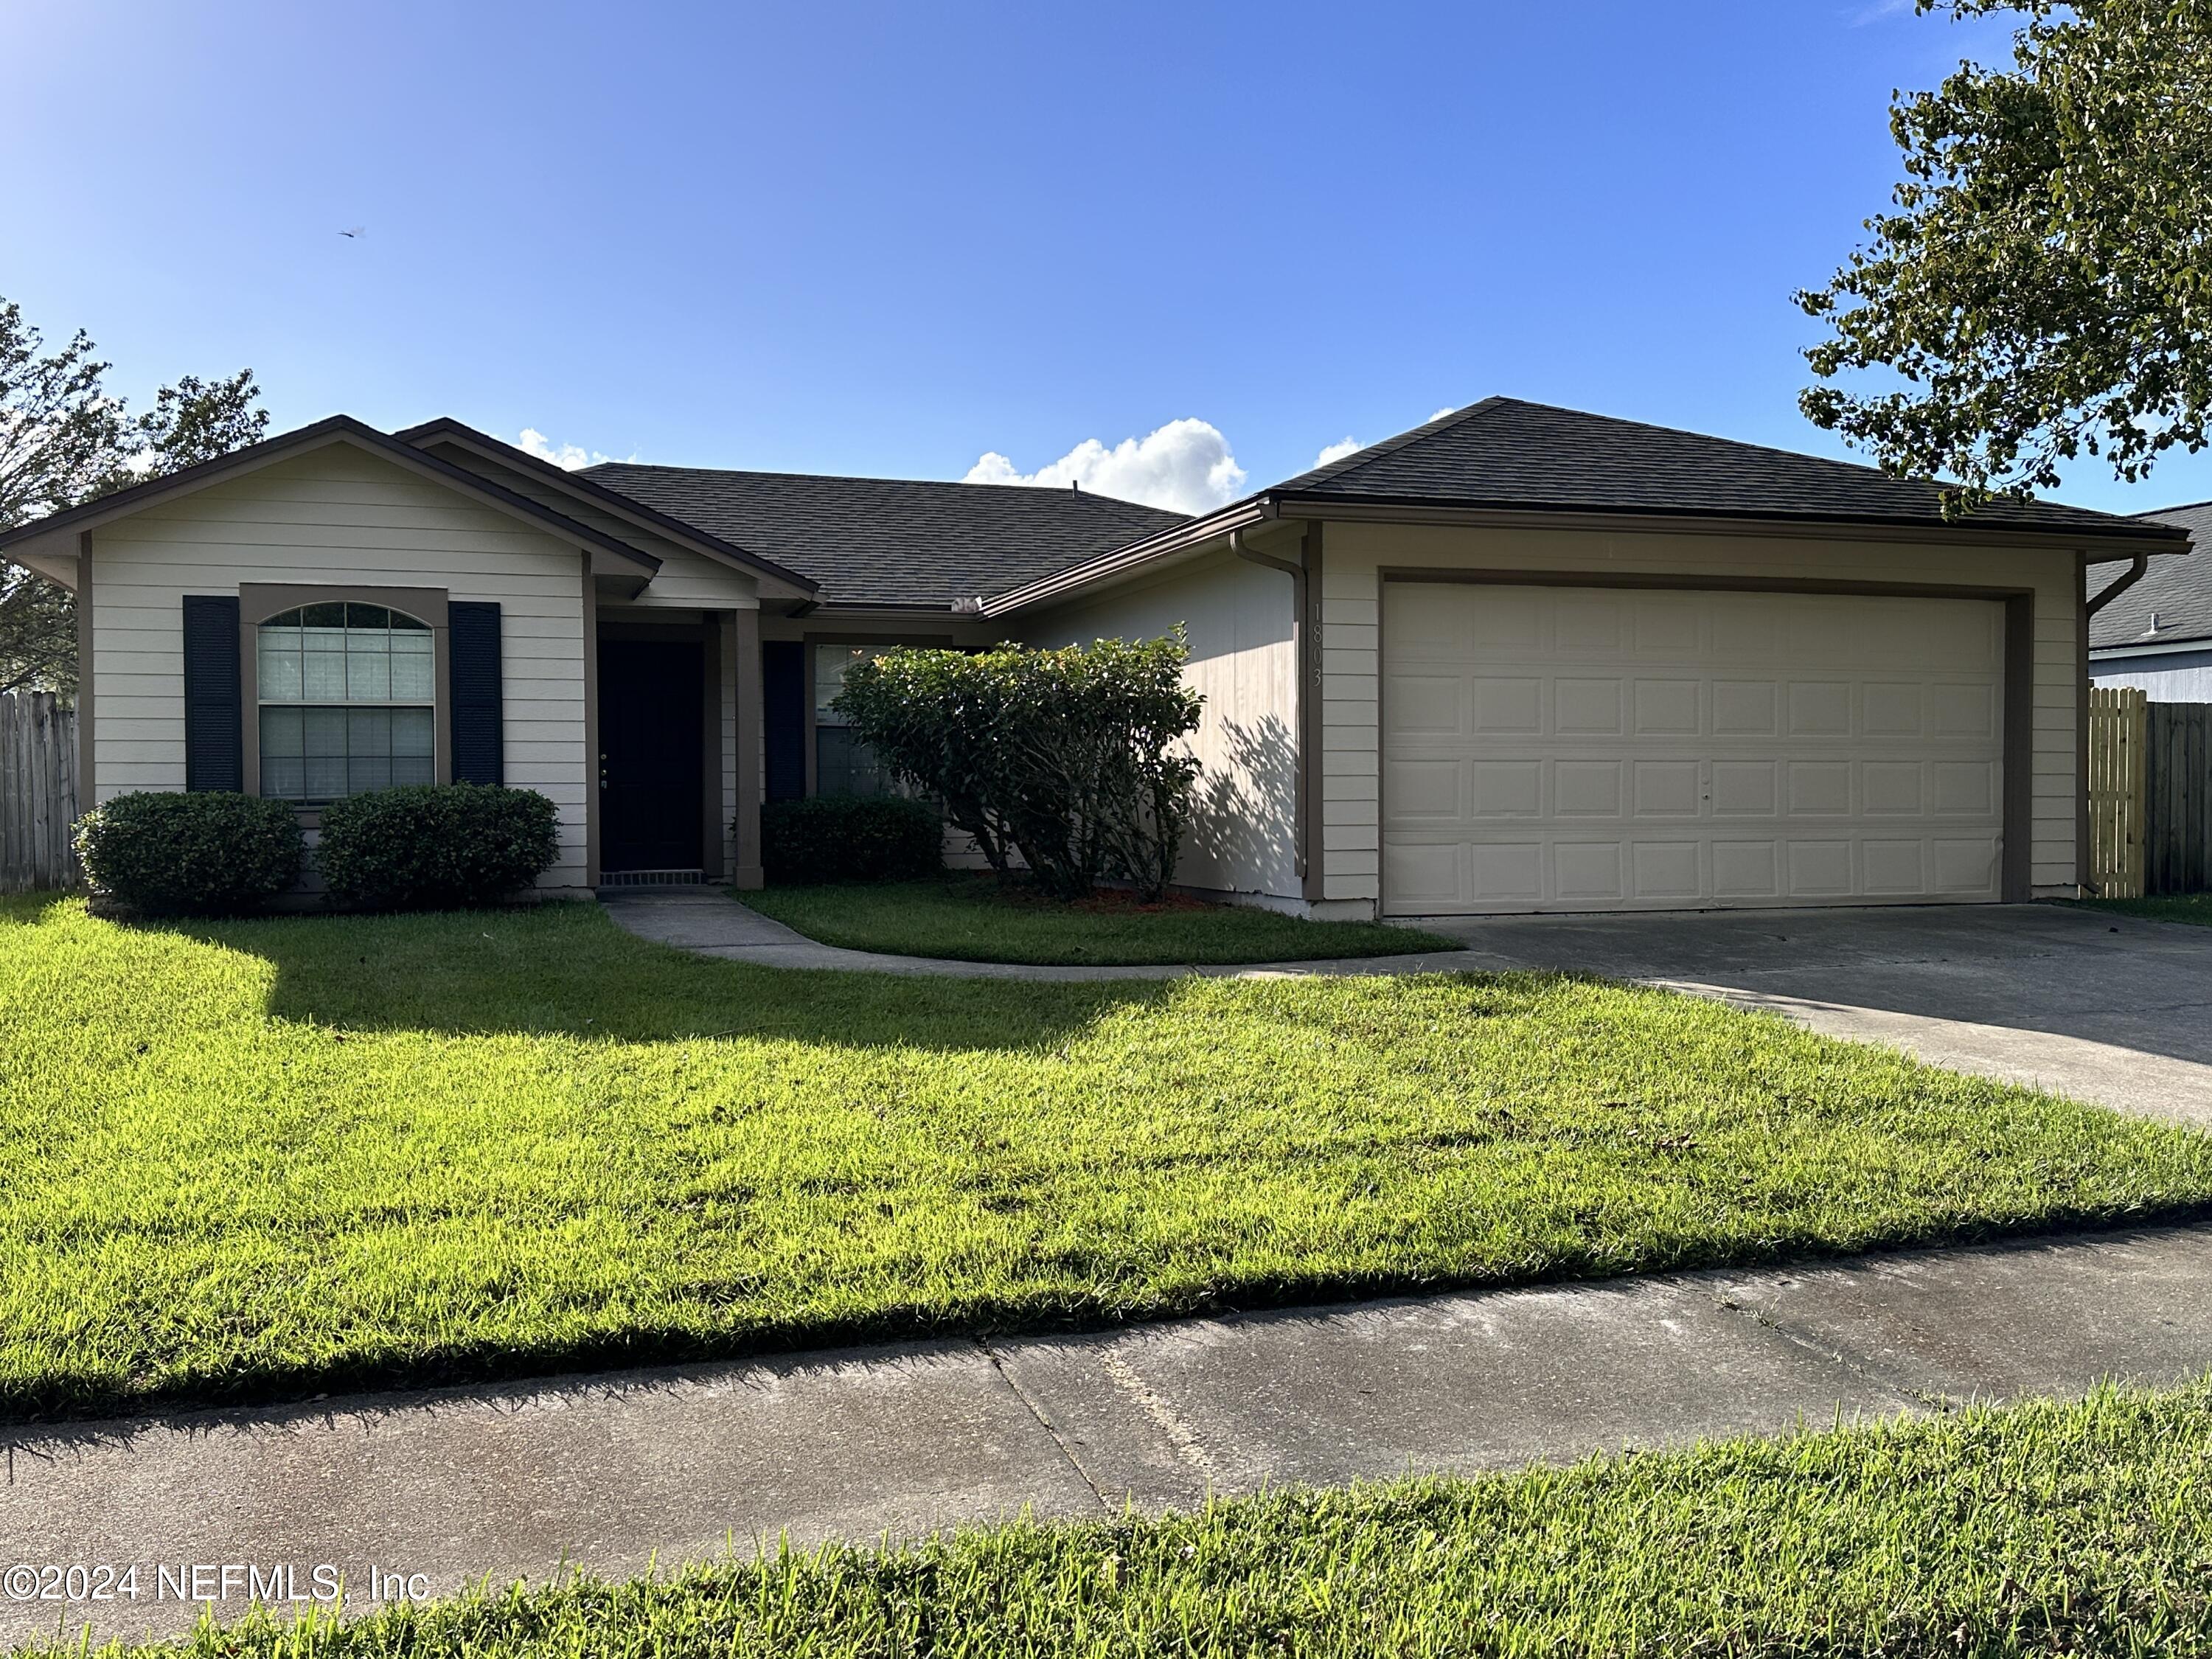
left=598, top=639, right=704, bottom=872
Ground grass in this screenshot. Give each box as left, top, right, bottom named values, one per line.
left=40, top=1380, right=2212, bottom=1657
left=2083, top=892, right=2212, bottom=927
left=739, top=872, right=1461, bottom=964
left=4, top=893, right=2211, bottom=1422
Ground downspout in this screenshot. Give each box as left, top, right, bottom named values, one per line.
left=2079, top=550, right=2147, bottom=900
left=2086, top=552, right=2148, bottom=619
left=1231, top=526, right=1313, bottom=894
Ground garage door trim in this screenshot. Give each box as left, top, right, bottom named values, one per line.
left=1374, top=568, right=2037, bottom=908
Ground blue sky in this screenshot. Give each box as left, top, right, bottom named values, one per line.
left=11, top=0, right=2207, bottom=515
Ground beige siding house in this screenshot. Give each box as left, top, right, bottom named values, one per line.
left=2, top=398, right=2183, bottom=916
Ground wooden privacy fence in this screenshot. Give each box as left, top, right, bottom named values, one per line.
left=2149, top=700, right=2212, bottom=896
left=2089, top=687, right=2148, bottom=898
left=0, top=691, right=79, bottom=893
left=2088, top=689, right=2212, bottom=898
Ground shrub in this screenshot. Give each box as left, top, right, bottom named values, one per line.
left=761, top=796, right=943, bottom=885
left=316, top=784, right=560, bottom=911
left=833, top=632, right=1201, bottom=899
left=74, top=790, right=303, bottom=916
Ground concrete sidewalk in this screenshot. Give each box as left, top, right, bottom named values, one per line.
left=7, top=1222, right=2211, bottom=1644
left=599, top=887, right=1489, bottom=981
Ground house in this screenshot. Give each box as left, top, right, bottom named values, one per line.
left=2089, top=502, right=2212, bottom=700
left=0, top=397, right=2185, bottom=917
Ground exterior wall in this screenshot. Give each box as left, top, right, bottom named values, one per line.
left=1318, top=519, right=2084, bottom=915
left=86, top=444, right=593, bottom=892
left=2090, top=647, right=2212, bottom=703
left=1026, top=547, right=1300, bottom=901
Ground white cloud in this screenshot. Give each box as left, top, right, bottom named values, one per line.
left=511, top=427, right=633, bottom=470
left=1313, top=437, right=1363, bottom=467
left=1430, top=406, right=1459, bottom=422
left=964, top=417, right=1248, bottom=514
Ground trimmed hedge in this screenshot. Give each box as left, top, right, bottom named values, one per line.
left=316, top=784, right=560, bottom=911
left=761, top=796, right=942, bottom=885
left=74, top=791, right=303, bottom=916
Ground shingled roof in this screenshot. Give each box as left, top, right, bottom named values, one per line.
left=583, top=462, right=1187, bottom=608
left=1273, top=397, right=2176, bottom=540
left=2090, top=501, right=2212, bottom=649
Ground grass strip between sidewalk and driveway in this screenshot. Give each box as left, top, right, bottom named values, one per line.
left=4, top=894, right=2211, bottom=1422
left=2083, top=892, right=2212, bottom=928
left=35, top=1380, right=2212, bottom=1658
left=737, top=872, right=1461, bottom=964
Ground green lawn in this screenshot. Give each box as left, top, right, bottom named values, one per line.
left=47, top=1381, right=2212, bottom=1658
left=2083, top=892, right=2212, bottom=927
left=740, top=872, right=1461, bottom=964
left=4, top=894, right=2210, bottom=1422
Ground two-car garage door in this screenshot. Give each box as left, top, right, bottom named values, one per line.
left=1380, top=582, right=2007, bottom=914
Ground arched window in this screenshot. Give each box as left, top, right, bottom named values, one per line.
left=256, top=602, right=435, bottom=801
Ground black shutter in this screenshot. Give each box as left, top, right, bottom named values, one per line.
left=181, top=595, right=243, bottom=792
left=763, top=640, right=805, bottom=801
left=448, top=601, right=504, bottom=785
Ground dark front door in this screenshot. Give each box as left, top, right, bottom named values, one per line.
left=598, top=639, right=704, bottom=872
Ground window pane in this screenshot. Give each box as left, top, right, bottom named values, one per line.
left=346, top=603, right=391, bottom=630
left=260, top=705, right=304, bottom=757
left=303, top=636, right=348, bottom=699
left=389, top=610, right=431, bottom=631
left=349, top=757, right=393, bottom=793
left=392, top=707, right=435, bottom=757
left=258, top=640, right=302, bottom=702
left=301, top=602, right=347, bottom=628
left=347, top=643, right=391, bottom=700
left=262, top=757, right=305, bottom=799
left=304, top=756, right=348, bottom=799
left=302, top=706, right=348, bottom=755
left=348, top=707, right=392, bottom=756
left=389, top=638, right=434, bottom=700
left=817, top=726, right=890, bottom=799
left=392, top=754, right=435, bottom=786
left=815, top=644, right=884, bottom=726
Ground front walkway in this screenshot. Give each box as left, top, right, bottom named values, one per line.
left=605, top=891, right=2212, bottom=1125
left=599, top=887, right=1481, bottom=981
left=9, top=1221, right=2211, bottom=1644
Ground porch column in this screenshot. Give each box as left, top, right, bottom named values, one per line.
left=731, top=606, right=764, bottom=888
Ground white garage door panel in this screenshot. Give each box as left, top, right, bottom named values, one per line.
left=1381, top=584, right=2005, bottom=915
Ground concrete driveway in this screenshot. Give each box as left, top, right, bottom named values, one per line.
left=1417, top=904, right=2212, bottom=1127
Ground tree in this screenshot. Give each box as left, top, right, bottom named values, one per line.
left=0, top=298, right=267, bottom=694
left=1798, top=0, right=2212, bottom=506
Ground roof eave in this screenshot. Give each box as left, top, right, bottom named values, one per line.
left=1270, top=492, right=2191, bottom=551
left=976, top=498, right=1276, bottom=617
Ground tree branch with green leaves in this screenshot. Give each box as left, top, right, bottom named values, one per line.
left=1800, top=0, right=2212, bottom=508
left=0, top=297, right=268, bottom=695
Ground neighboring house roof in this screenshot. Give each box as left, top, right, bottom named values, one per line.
left=394, top=417, right=819, bottom=597
left=583, top=462, right=1187, bottom=609
left=0, top=414, right=664, bottom=579
left=981, top=397, right=2186, bottom=616
left=2089, top=501, right=2212, bottom=652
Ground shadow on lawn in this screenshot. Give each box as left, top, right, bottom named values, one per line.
left=159, top=900, right=1181, bottom=1054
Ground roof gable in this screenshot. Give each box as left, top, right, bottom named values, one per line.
left=0, top=416, right=662, bottom=576
left=395, top=419, right=817, bottom=597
